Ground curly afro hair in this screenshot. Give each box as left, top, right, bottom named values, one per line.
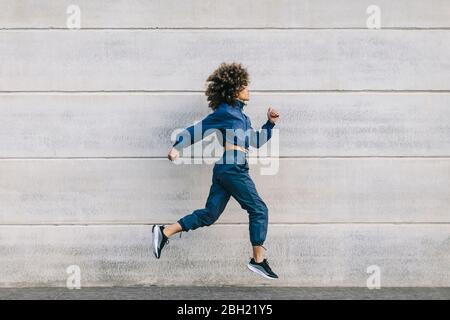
left=205, top=62, right=250, bottom=110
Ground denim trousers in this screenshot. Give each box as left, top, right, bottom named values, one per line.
left=177, top=150, right=269, bottom=246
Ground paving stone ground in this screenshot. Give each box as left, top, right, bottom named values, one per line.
left=0, top=287, right=448, bottom=300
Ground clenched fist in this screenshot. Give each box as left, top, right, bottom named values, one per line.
left=267, top=107, right=280, bottom=124
left=168, top=147, right=180, bottom=161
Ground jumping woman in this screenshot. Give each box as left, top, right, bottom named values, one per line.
left=152, top=62, right=280, bottom=279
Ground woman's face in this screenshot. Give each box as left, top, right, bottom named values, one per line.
left=237, top=85, right=249, bottom=101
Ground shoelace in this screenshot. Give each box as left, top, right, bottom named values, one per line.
left=161, top=225, right=183, bottom=244
left=164, top=230, right=182, bottom=246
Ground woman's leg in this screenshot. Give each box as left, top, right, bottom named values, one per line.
left=217, top=167, right=269, bottom=262
left=168, top=169, right=231, bottom=237
left=152, top=169, right=231, bottom=259
left=252, top=246, right=265, bottom=263
left=217, top=166, right=279, bottom=278
left=163, top=222, right=183, bottom=237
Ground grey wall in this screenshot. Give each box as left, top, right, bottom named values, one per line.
left=0, top=0, right=449, bottom=288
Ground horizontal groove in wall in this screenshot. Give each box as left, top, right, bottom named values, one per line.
left=1, top=90, right=450, bottom=94
left=1, top=222, right=449, bottom=226
left=1, top=27, right=450, bottom=31
left=0, top=156, right=449, bottom=160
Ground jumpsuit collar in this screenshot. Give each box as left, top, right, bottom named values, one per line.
left=234, top=99, right=247, bottom=109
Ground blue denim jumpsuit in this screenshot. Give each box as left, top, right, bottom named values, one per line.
left=172, top=99, right=275, bottom=246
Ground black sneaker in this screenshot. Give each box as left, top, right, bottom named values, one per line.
left=152, top=225, right=169, bottom=259
left=247, top=258, right=279, bottom=279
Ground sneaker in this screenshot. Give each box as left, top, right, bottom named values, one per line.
left=247, top=258, right=279, bottom=279
left=152, top=224, right=169, bottom=259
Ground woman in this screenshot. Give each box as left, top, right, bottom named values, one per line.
left=152, top=62, right=280, bottom=279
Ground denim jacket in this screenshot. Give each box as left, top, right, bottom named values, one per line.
left=172, top=99, right=275, bottom=151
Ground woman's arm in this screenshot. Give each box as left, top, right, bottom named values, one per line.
left=168, top=108, right=238, bottom=161
left=248, top=107, right=279, bottom=148
left=171, top=111, right=223, bottom=151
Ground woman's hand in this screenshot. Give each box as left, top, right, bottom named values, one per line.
left=168, top=147, right=180, bottom=161
left=267, top=107, right=279, bottom=124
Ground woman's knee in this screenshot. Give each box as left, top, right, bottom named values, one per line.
left=255, top=201, right=269, bottom=219
left=262, top=202, right=269, bottom=216
left=248, top=207, right=268, bottom=228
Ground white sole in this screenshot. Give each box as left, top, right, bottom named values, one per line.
left=152, top=225, right=161, bottom=258
left=247, top=264, right=277, bottom=280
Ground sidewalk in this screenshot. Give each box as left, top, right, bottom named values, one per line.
left=1, top=286, right=448, bottom=300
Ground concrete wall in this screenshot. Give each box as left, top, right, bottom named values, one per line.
left=0, top=1, right=449, bottom=287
